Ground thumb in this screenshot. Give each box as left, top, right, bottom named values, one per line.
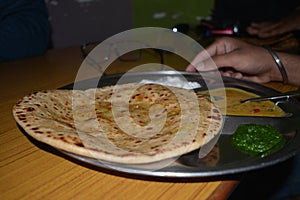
left=186, top=49, right=214, bottom=72
left=185, top=64, right=197, bottom=72
left=191, top=58, right=218, bottom=72
left=192, top=53, right=237, bottom=72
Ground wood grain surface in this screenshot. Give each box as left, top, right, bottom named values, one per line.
left=2, top=46, right=296, bottom=200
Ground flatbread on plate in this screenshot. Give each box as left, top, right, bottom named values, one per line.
left=13, top=83, right=223, bottom=164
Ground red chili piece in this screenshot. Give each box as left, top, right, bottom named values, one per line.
left=253, top=109, right=260, bottom=113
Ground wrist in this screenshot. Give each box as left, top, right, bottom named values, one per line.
left=263, top=45, right=288, bottom=84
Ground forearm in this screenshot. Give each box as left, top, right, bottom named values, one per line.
left=277, top=52, right=300, bottom=86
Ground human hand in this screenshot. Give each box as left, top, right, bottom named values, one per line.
left=247, top=8, right=300, bottom=38
left=186, top=37, right=282, bottom=83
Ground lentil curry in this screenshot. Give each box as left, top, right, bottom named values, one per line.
left=200, top=88, right=285, bottom=117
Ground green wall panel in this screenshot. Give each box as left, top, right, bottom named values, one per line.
left=132, top=0, right=214, bottom=28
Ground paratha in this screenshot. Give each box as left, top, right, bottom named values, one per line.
left=13, top=83, right=223, bottom=164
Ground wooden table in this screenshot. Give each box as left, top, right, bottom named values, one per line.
left=0, top=46, right=297, bottom=200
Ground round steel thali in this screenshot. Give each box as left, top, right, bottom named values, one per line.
left=59, top=71, right=300, bottom=178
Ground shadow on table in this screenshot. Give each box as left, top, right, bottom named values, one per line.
left=228, top=154, right=300, bottom=200
left=19, top=124, right=241, bottom=183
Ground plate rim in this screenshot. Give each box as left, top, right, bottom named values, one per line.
left=56, top=71, right=300, bottom=177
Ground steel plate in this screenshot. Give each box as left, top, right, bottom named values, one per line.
left=59, top=71, right=300, bottom=177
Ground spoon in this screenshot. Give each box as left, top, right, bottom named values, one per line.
left=240, top=90, right=300, bottom=104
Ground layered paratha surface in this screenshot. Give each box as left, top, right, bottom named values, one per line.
left=13, top=83, right=223, bottom=164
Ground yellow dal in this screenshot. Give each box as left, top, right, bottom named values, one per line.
left=200, top=88, right=285, bottom=117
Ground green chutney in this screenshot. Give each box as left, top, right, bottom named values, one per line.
left=230, top=124, right=284, bottom=158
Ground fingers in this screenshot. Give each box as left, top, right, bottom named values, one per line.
left=186, top=59, right=217, bottom=72
left=188, top=51, right=241, bottom=73
left=220, top=70, right=243, bottom=79
left=220, top=71, right=267, bottom=84
left=192, top=58, right=218, bottom=72
left=238, top=75, right=268, bottom=84
left=185, top=64, right=197, bottom=72
left=185, top=37, right=251, bottom=73
left=185, top=46, right=216, bottom=72
left=186, top=37, right=237, bottom=72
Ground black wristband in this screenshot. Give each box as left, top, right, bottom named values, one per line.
left=263, top=45, right=288, bottom=84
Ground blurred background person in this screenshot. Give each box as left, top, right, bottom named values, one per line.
left=0, top=0, right=50, bottom=62
left=246, top=6, right=300, bottom=38
left=211, top=0, right=300, bottom=37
